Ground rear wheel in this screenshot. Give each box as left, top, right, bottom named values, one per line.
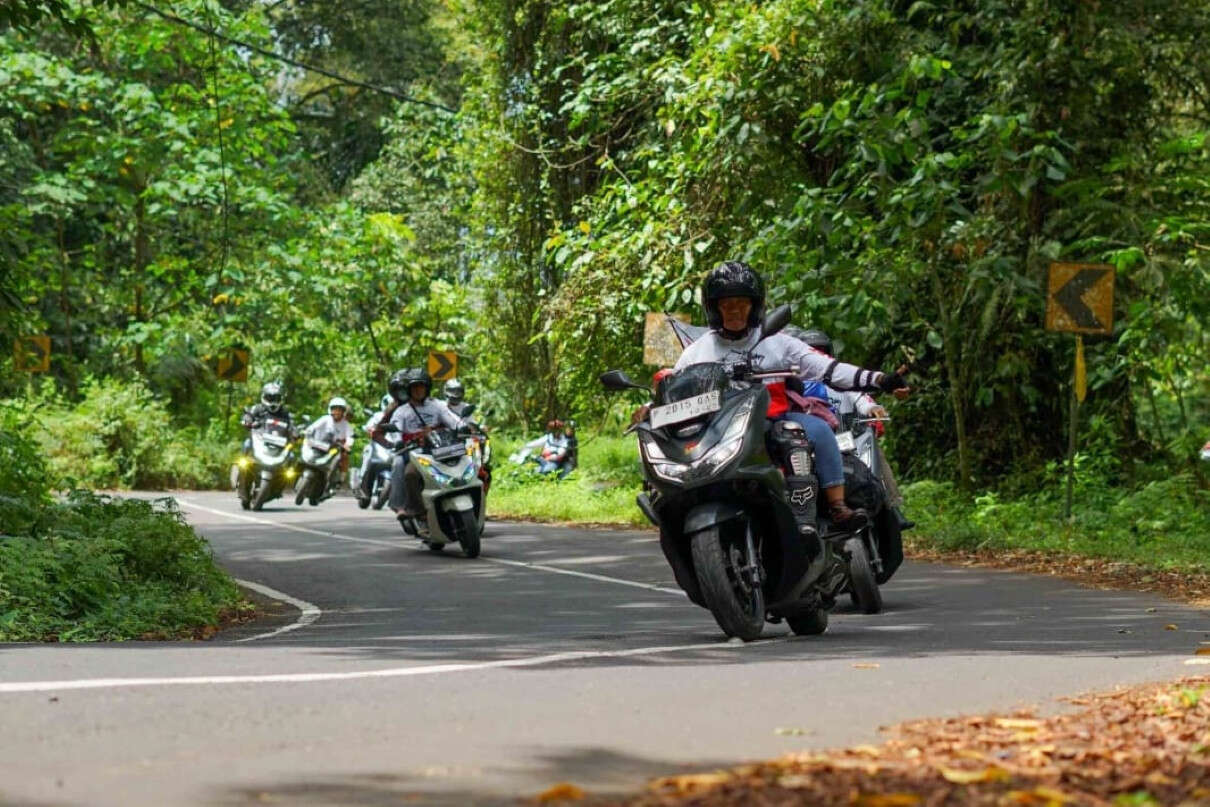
left=690, top=524, right=764, bottom=641
left=456, top=510, right=481, bottom=558
left=846, top=536, right=883, bottom=614
left=427, top=541, right=445, bottom=552
left=786, top=606, right=829, bottom=636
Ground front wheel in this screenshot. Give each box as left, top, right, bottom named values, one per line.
left=237, top=472, right=251, bottom=511
left=690, top=524, right=764, bottom=641
left=295, top=471, right=312, bottom=506
left=846, top=536, right=883, bottom=614
left=456, top=510, right=481, bottom=558
left=786, top=607, right=829, bottom=636
left=251, top=478, right=272, bottom=511
left=373, top=478, right=389, bottom=510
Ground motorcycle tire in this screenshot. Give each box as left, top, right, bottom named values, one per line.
left=238, top=475, right=251, bottom=511
left=373, top=483, right=389, bottom=510
left=309, top=495, right=319, bottom=506
left=295, top=472, right=311, bottom=506
left=251, top=482, right=271, bottom=512
left=845, top=536, right=883, bottom=614
left=426, top=541, right=445, bottom=552
left=455, top=510, right=481, bottom=558
left=690, top=524, right=764, bottom=641
left=786, top=606, right=829, bottom=636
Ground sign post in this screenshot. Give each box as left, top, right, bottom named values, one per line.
left=1045, top=262, right=1114, bottom=520
left=212, top=348, right=250, bottom=437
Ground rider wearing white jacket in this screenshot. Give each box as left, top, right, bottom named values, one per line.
left=674, top=262, right=908, bottom=531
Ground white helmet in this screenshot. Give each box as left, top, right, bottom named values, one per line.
left=379, top=394, right=392, bottom=411
left=328, top=396, right=349, bottom=413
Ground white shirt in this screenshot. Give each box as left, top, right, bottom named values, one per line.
left=388, top=397, right=464, bottom=436
left=305, top=414, right=354, bottom=450
left=673, top=328, right=883, bottom=391
left=363, top=410, right=386, bottom=435
left=829, top=389, right=878, bottom=417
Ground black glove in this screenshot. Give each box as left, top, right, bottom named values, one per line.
left=878, top=371, right=908, bottom=392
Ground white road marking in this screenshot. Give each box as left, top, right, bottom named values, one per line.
left=177, top=497, right=685, bottom=598
left=0, top=640, right=745, bottom=694
left=486, top=557, right=683, bottom=597
left=231, top=579, right=321, bottom=643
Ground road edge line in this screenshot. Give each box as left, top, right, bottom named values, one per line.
left=231, top=578, right=322, bottom=643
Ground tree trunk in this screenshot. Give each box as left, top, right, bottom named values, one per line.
left=134, top=193, right=149, bottom=374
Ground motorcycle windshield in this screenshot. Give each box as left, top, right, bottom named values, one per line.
left=427, top=429, right=466, bottom=461
left=656, top=363, right=730, bottom=406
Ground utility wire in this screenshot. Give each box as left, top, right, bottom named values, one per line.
left=131, top=1, right=457, bottom=115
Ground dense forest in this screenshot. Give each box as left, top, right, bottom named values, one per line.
left=2, top=0, right=1209, bottom=492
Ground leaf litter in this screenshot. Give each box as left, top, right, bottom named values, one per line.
left=567, top=677, right=1210, bottom=807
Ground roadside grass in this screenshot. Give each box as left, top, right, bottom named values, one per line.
left=905, top=472, right=1210, bottom=575
left=0, top=414, right=244, bottom=642
left=488, top=433, right=646, bottom=526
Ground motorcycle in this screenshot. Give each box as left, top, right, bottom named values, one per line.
left=832, top=416, right=904, bottom=614
left=385, top=424, right=486, bottom=558
left=601, top=304, right=860, bottom=641
left=355, top=433, right=394, bottom=510
left=294, top=424, right=344, bottom=507
left=234, top=413, right=298, bottom=511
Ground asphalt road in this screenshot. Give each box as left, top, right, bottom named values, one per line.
left=2, top=491, right=1207, bottom=806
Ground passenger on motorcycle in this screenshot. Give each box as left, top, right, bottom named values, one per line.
left=304, top=397, right=355, bottom=486
left=242, top=381, right=295, bottom=452
left=442, top=379, right=475, bottom=419
left=376, top=368, right=465, bottom=523
left=672, top=261, right=909, bottom=533
left=795, top=327, right=913, bottom=529
left=356, top=393, right=393, bottom=505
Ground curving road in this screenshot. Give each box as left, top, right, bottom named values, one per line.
left=1, top=491, right=1207, bottom=806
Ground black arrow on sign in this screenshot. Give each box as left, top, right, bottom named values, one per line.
left=222, top=350, right=246, bottom=380
left=25, top=339, right=47, bottom=365
left=430, top=352, right=454, bottom=380
left=1054, top=268, right=1107, bottom=330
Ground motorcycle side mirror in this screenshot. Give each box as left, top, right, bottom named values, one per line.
left=600, top=370, right=646, bottom=392
left=758, top=304, right=792, bottom=342
left=462, top=403, right=477, bottom=417
left=363, top=407, right=375, bottom=417
left=300, top=415, right=312, bottom=425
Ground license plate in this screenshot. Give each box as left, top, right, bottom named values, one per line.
left=836, top=430, right=856, bottom=453
left=650, top=390, right=721, bottom=430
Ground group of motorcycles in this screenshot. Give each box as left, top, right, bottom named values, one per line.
left=232, top=307, right=902, bottom=638
left=601, top=304, right=905, bottom=641
left=232, top=403, right=492, bottom=558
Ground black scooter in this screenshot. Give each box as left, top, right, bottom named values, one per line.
left=601, top=305, right=855, bottom=641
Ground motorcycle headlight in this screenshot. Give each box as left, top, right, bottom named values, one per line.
left=284, top=467, right=297, bottom=480
left=641, top=397, right=754, bottom=485
left=237, top=457, right=252, bottom=470
left=461, top=461, right=478, bottom=481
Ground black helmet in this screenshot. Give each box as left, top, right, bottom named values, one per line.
left=260, top=381, right=284, bottom=413
left=398, top=367, right=431, bottom=399
left=799, top=328, right=833, bottom=356
left=388, top=369, right=410, bottom=403
left=701, top=261, right=765, bottom=333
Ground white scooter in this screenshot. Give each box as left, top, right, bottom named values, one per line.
left=386, top=425, right=486, bottom=558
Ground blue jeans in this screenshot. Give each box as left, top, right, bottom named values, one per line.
left=776, top=412, right=845, bottom=489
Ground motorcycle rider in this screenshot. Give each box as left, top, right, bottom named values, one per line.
left=442, top=379, right=475, bottom=419
left=303, top=397, right=355, bottom=488
left=355, top=393, right=393, bottom=506
left=373, top=368, right=465, bottom=526
left=242, top=381, right=295, bottom=452
left=672, top=261, right=909, bottom=534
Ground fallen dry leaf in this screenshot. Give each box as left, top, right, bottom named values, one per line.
left=534, top=783, right=585, bottom=803
left=1167, top=624, right=1180, bottom=631
left=649, top=771, right=732, bottom=794
left=851, top=793, right=922, bottom=806
left=853, top=663, right=881, bottom=670
left=1195, top=647, right=1210, bottom=656
left=775, top=727, right=810, bottom=736
left=936, top=764, right=1011, bottom=784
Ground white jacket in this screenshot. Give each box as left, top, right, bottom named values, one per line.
left=305, top=414, right=354, bottom=450
left=387, top=397, right=464, bottom=436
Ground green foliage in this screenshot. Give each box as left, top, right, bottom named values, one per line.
left=0, top=490, right=241, bottom=641
left=488, top=433, right=645, bottom=525
left=19, top=377, right=231, bottom=489
left=905, top=472, right=1210, bottom=573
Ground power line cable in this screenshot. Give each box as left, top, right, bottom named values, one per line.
left=131, top=1, right=457, bottom=115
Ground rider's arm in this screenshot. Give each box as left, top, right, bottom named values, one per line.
left=782, top=335, right=886, bottom=393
